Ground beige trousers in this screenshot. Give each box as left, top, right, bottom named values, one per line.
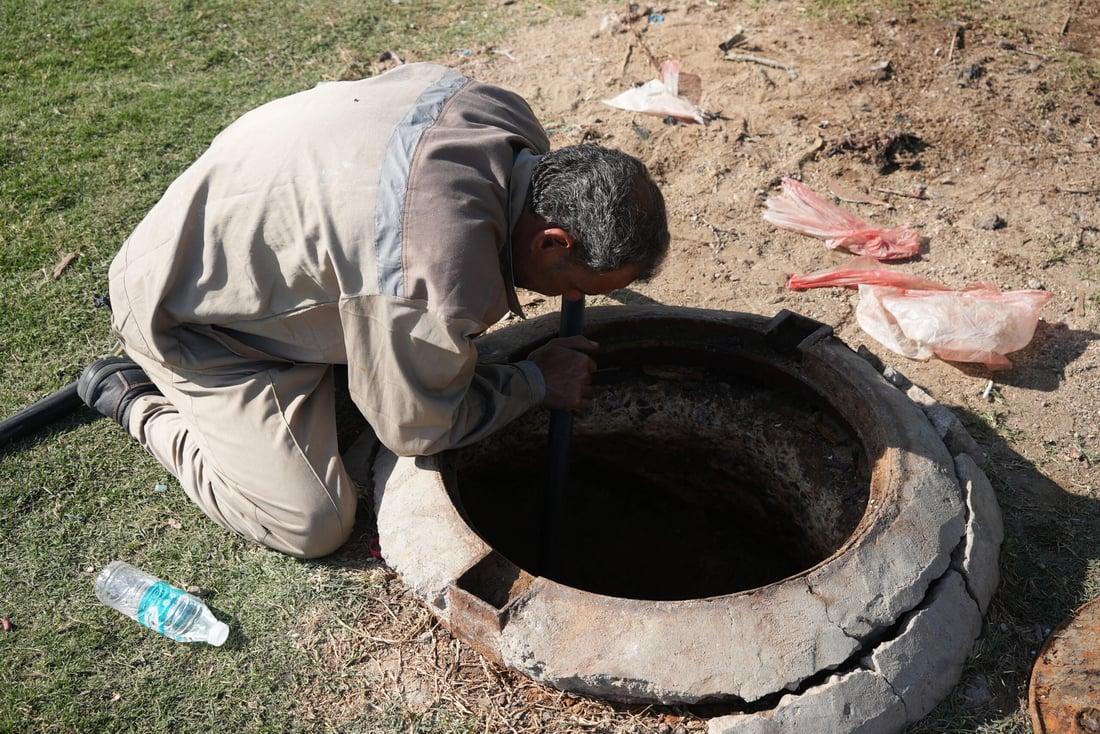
left=125, top=351, right=360, bottom=558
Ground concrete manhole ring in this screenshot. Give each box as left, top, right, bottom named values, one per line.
left=365, top=306, right=1002, bottom=733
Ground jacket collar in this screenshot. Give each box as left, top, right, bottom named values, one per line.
left=503, top=148, right=541, bottom=318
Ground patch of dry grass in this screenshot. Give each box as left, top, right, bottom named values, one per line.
left=289, top=561, right=706, bottom=733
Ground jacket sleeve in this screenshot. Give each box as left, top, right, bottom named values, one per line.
left=339, top=294, right=544, bottom=456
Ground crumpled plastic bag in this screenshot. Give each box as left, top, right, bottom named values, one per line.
left=764, top=177, right=921, bottom=261
left=602, top=60, right=706, bottom=125
left=788, top=257, right=1053, bottom=369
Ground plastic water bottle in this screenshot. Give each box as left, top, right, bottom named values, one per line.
left=94, top=561, right=229, bottom=646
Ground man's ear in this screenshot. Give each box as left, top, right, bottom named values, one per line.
left=534, top=226, right=574, bottom=252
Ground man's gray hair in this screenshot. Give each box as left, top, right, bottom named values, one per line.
left=526, top=145, right=670, bottom=280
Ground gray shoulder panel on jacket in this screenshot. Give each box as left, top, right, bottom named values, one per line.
left=374, top=69, right=470, bottom=298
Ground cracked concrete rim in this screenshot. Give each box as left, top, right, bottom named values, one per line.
left=367, top=306, right=1000, bottom=732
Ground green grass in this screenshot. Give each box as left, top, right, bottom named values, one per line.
left=0, top=2, right=576, bottom=732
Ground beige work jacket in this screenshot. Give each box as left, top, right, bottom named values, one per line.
left=109, top=63, right=550, bottom=456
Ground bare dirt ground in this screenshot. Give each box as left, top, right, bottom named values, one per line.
left=321, top=2, right=1100, bottom=731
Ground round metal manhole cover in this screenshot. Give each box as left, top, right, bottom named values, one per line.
left=1030, top=596, right=1100, bottom=733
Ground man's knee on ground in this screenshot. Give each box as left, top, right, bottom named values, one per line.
left=272, top=502, right=357, bottom=559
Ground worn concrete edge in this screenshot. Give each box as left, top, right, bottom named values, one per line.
left=497, top=340, right=970, bottom=704
left=881, top=365, right=988, bottom=467
left=706, top=363, right=998, bottom=732
left=366, top=336, right=999, bottom=727
left=950, top=452, right=1004, bottom=615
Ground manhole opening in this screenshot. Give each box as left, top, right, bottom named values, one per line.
left=453, top=356, right=870, bottom=601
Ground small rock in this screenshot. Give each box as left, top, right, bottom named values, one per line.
left=1027, top=278, right=1044, bottom=290
left=1, top=617, right=12, bottom=632
left=975, top=213, right=1006, bottom=230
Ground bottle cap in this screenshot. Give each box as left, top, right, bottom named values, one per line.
left=209, top=620, right=230, bottom=646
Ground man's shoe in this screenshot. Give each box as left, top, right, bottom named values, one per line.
left=77, top=356, right=161, bottom=429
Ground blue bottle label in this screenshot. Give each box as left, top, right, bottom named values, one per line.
left=137, top=581, right=184, bottom=637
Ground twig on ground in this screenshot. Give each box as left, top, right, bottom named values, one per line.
left=874, top=186, right=929, bottom=200
left=945, top=20, right=968, bottom=65
left=1061, top=0, right=1083, bottom=35
left=785, top=136, right=824, bottom=171
left=369, top=592, right=405, bottom=624
left=724, top=52, right=797, bottom=79
left=632, top=28, right=662, bottom=72
left=829, top=187, right=892, bottom=207
left=700, top=217, right=735, bottom=256
left=1056, top=183, right=1100, bottom=194
left=997, top=40, right=1053, bottom=60
left=52, top=252, right=78, bottom=280
left=621, top=42, right=634, bottom=77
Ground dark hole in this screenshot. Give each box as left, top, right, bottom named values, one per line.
left=453, top=363, right=870, bottom=601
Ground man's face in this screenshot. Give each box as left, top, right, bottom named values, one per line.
left=520, top=257, right=640, bottom=302
left=510, top=217, right=644, bottom=301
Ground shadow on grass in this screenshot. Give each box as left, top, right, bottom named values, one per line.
left=912, top=404, right=1100, bottom=732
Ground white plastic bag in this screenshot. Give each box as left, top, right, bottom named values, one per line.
left=857, top=283, right=1052, bottom=369
left=602, top=60, right=706, bottom=125
left=788, top=257, right=1053, bottom=369
left=764, top=178, right=921, bottom=261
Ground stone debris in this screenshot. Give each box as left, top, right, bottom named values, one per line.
left=882, top=365, right=988, bottom=464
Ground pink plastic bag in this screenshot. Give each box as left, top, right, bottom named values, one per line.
left=788, top=257, right=1053, bottom=369
left=764, top=178, right=921, bottom=261
left=788, top=256, right=947, bottom=291
left=602, top=60, right=706, bottom=125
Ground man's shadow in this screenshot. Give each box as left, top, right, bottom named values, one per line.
left=918, top=319, right=1100, bottom=727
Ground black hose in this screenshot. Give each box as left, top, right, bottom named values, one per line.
left=540, top=297, right=585, bottom=577
left=0, top=380, right=84, bottom=449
